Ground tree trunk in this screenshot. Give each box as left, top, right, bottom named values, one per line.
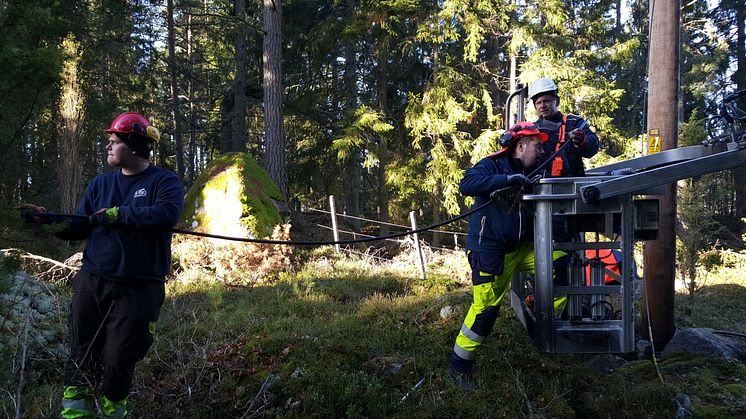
left=232, top=0, right=247, bottom=153
left=220, top=91, right=234, bottom=153
left=167, top=0, right=184, bottom=180
left=734, top=0, right=746, bottom=220
left=263, top=0, right=288, bottom=202
left=57, top=36, right=85, bottom=214
left=186, top=9, right=196, bottom=184
left=344, top=0, right=361, bottom=231
left=642, top=0, right=679, bottom=350
left=376, top=31, right=390, bottom=235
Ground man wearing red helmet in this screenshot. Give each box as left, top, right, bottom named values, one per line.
left=22, top=112, right=184, bottom=418
left=448, top=122, right=548, bottom=391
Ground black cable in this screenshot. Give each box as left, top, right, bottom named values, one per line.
left=23, top=202, right=491, bottom=246
left=12, top=142, right=569, bottom=247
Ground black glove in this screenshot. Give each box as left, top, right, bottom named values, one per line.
left=569, top=129, right=586, bottom=147
left=507, top=173, right=531, bottom=186
left=18, top=204, right=48, bottom=223
left=20, top=208, right=38, bottom=223
left=89, top=207, right=119, bottom=226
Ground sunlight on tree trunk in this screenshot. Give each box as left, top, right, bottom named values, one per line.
left=57, top=35, right=85, bottom=214
left=186, top=9, right=197, bottom=184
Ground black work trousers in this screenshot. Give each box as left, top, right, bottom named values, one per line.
left=64, top=271, right=165, bottom=402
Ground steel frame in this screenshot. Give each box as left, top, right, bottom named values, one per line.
left=511, top=140, right=746, bottom=353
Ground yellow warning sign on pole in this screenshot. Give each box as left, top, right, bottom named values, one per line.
left=648, top=129, right=661, bottom=154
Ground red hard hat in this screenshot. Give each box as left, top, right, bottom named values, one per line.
left=105, top=112, right=160, bottom=141
left=486, top=121, right=549, bottom=158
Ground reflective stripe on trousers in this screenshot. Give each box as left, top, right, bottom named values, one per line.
left=453, top=244, right=567, bottom=359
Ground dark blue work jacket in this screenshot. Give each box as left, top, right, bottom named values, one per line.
left=461, top=155, right=533, bottom=256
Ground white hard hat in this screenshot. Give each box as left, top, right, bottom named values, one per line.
left=529, top=77, right=559, bottom=101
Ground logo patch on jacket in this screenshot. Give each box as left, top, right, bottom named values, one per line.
left=134, top=188, right=147, bottom=198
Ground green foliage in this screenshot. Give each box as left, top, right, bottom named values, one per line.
left=404, top=66, right=489, bottom=214
left=677, top=177, right=724, bottom=294
left=676, top=283, right=746, bottom=334
left=332, top=105, right=394, bottom=167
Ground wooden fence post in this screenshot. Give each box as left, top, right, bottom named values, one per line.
left=329, top=195, right=341, bottom=253
left=409, top=211, right=426, bottom=279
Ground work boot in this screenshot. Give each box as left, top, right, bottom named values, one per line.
left=60, top=386, right=96, bottom=418
left=101, top=396, right=128, bottom=418
left=448, top=367, right=475, bottom=392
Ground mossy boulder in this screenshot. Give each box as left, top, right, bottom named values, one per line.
left=182, top=152, right=284, bottom=238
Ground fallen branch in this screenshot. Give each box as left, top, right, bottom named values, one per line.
left=239, top=346, right=289, bottom=418
left=1, top=248, right=79, bottom=283
left=1, top=248, right=77, bottom=271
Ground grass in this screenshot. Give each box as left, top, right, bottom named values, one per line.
left=1, top=247, right=745, bottom=417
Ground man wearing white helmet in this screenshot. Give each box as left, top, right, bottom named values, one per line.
left=528, top=77, right=599, bottom=177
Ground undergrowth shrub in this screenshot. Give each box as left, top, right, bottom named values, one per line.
left=172, top=224, right=294, bottom=285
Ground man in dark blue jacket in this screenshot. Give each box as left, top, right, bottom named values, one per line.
left=23, top=112, right=184, bottom=418
left=449, top=121, right=550, bottom=391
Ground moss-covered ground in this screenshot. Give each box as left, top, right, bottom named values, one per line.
left=1, top=246, right=745, bottom=418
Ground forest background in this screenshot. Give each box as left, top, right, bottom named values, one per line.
left=1, top=0, right=746, bottom=417
left=1, top=0, right=744, bottom=246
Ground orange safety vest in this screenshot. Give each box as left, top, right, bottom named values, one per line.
left=550, top=114, right=569, bottom=177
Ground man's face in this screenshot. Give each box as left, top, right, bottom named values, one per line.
left=105, top=133, right=137, bottom=167
left=517, top=136, right=545, bottom=169
left=533, top=94, right=558, bottom=118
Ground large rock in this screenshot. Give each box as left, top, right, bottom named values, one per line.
left=663, top=327, right=746, bottom=361
left=0, top=262, right=67, bottom=359
left=182, top=152, right=284, bottom=239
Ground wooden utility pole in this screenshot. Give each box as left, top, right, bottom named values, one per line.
left=643, top=0, right=680, bottom=349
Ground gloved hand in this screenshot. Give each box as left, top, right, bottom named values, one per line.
left=89, top=207, right=119, bottom=226
left=507, top=173, right=531, bottom=186
left=18, top=204, right=48, bottom=223
left=609, top=168, right=634, bottom=176
left=568, top=129, right=586, bottom=147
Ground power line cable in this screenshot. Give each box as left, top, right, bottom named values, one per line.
left=14, top=138, right=571, bottom=246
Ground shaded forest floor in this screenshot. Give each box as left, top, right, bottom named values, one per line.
left=2, top=246, right=746, bottom=418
